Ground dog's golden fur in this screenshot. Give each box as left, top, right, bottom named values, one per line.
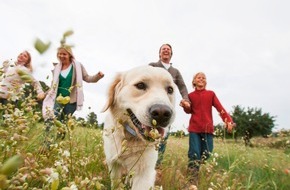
left=102, top=66, right=176, bottom=189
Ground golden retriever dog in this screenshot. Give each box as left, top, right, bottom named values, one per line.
left=102, top=66, right=176, bottom=189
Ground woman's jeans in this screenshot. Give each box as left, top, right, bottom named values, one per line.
left=188, top=132, right=213, bottom=169
left=54, top=102, right=77, bottom=121
left=156, top=132, right=169, bottom=168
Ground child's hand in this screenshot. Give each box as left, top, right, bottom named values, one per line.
left=226, top=122, right=236, bottom=133
left=179, top=99, right=190, bottom=109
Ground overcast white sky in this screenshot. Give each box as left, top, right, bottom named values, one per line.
left=1, top=0, right=289, bottom=132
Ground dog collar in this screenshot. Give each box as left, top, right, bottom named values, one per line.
left=124, top=122, right=138, bottom=137
left=124, top=122, right=157, bottom=142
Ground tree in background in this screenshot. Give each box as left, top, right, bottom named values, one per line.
left=170, top=130, right=186, bottom=138
left=77, top=117, right=86, bottom=125
left=231, top=105, right=276, bottom=145
left=86, top=112, right=98, bottom=128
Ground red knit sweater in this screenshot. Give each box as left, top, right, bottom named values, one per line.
left=183, top=89, right=232, bottom=134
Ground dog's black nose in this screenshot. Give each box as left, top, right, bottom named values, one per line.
left=149, top=104, right=172, bottom=126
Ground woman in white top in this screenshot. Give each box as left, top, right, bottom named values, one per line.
left=0, top=51, right=45, bottom=104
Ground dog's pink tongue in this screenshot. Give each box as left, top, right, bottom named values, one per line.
left=157, top=127, right=164, bottom=137
left=142, top=124, right=151, bottom=132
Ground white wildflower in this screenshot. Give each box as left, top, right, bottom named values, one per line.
left=63, top=150, right=70, bottom=157
left=13, top=108, right=23, bottom=117
left=3, top=113, right=11, bottom=119
left=62, top=165, right=69, bottom=173
left=70, top=183, right=78, bottom=190
left=47, top=171, right=59, bottom=183
left=10, top=92, right=19, bottom=101
left=54, top=160, right=63, bottom=167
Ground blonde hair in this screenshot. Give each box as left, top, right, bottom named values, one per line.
left=192, top=72, right=206, bottom=88
left=57, top=45, right=74, bottom=62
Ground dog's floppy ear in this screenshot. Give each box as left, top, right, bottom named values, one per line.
left=102, top=73, right=123, bottom=112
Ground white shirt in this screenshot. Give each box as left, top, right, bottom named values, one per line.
left=61, top=64, right=72, bottom=78
left=161, top=61, right=171, bottom=70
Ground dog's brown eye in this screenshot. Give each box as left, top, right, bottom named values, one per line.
left=135, top=82, right=147, bottom=90
left=167, top=86, right=174, bottom=94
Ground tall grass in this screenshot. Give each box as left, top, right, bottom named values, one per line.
left=0, top=100, right=111, bottom=189
left=0, top=97, right=289, bottom=189
left=159, top=136, right=290, bottom=190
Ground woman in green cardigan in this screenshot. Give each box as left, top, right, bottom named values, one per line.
left=42, top=45, right=104, bottom=121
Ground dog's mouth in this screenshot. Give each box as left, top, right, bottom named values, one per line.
left=125, top=109, right=165, bottom=141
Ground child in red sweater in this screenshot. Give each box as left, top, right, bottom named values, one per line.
left=181, top=72, right=235, bottom=180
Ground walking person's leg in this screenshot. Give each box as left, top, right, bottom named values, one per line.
left=63, top=102, right=77, bottom=119
left=156, top=132, right=169, bottom=168
left=188, top=132, right=201, bottom=184
left=200, top=133, right=213, bottom=163
left=188, top=132, right=202, bottom=169
left=57, top=103, right=77, bottom=139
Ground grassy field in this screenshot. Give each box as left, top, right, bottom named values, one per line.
left=161, top=136, right=290, bottom=189
left=1, top=115, right=290, bottom=190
